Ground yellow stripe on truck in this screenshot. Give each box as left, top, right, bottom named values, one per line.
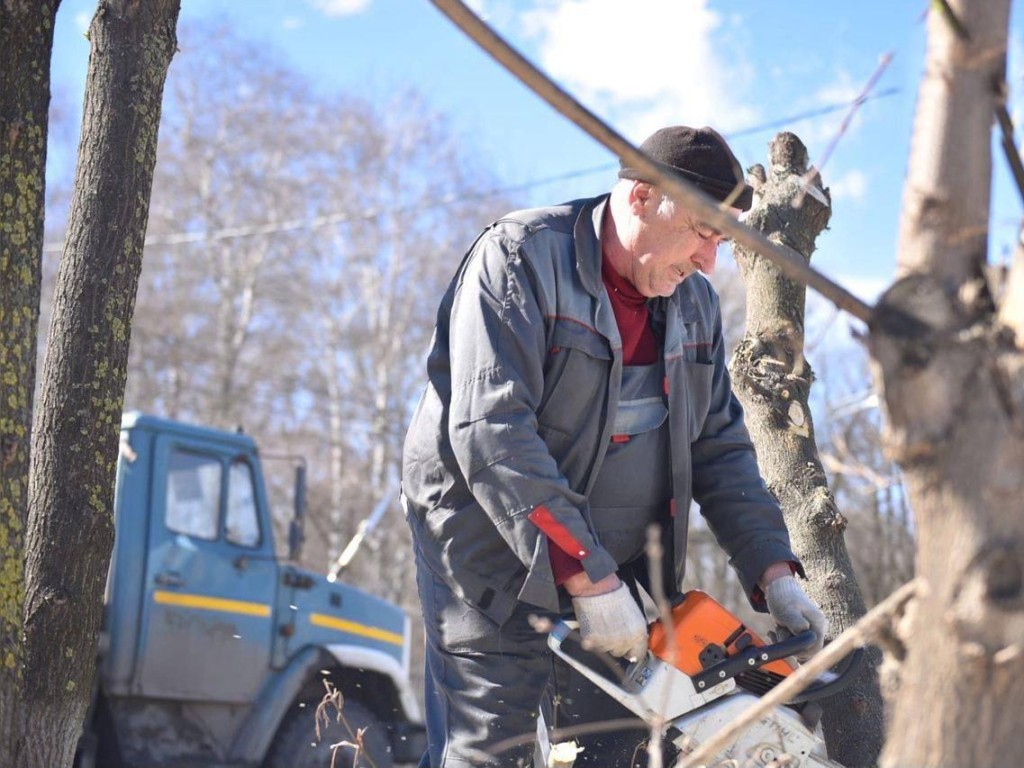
left=310, top=613, right=404, bottom=647
left=153, top=590, right=272, bottom=617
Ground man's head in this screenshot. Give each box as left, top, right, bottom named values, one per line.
left=618, top=125, right=752, bottom=210
left=604, top=126, right=750, bottom=298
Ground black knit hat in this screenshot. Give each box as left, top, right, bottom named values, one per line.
left=618, top=125, right=753, bottom=211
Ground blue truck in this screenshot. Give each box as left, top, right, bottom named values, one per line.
left=74, top=412, right=425, bottom=768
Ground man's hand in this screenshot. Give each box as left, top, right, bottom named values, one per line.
left=764, top=574, right=828, bottom=660
left=571, top=582, right=648, bottom=661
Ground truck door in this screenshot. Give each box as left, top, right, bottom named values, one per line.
left=135, top=435, right=278, bottom=703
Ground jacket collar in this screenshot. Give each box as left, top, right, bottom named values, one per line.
left=573, top=194, right=610, bottom=298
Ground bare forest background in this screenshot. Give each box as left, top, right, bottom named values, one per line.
left=37, top=23, right=914, bottom=664
left=5, top=0, right=1019, bottom=764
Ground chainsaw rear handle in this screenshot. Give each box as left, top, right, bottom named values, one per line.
left=691, top=628, right=818, bottom=692
left=691, top=628, right=865, bottom=705
left=550, top=619, right=864, bottom=709
left=787, top=646, right=865, bottom=704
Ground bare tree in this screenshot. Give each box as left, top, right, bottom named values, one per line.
left=2, top=1, right=180, bottom=765
left=127, top=24, right=320, bottom=427
left=302, top=91, right=512, bottom=601
left=816, top=353, right=915, bottom=608
left=117, top=26, right=513, bottom=623
left=871, top=1, right=1024, bottom=765
left=728, top=132, right=884, bottom=765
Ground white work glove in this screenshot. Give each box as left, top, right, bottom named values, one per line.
left=571, top=583, right=649, bottom=661
left=765, top=575, right=828, bottom=661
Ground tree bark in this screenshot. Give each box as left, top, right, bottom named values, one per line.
left=18, top=2, right=180, bottom=765
left=0, top=0, right=61, bottom=763
left=729, top=133, right=885, bottom=766
left=873, top=1, right=1024, bottom=766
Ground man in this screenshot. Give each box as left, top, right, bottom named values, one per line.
left=402, top=126, right=827, bottom=767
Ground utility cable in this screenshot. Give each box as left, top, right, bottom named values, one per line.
left=41, top=90, right=900, bottom=255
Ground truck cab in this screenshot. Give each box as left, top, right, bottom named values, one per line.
left=78, top=412, right=423, bottom=767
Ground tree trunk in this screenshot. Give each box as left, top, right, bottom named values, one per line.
left=729, top=132, right=885, bottom=766
left=0, top=1, right=60, bottom=763
left=873, top=1, right=1024, bottom=766
left=19, top=2, right=180, bottom=765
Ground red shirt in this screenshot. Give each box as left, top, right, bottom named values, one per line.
left=601, top=257, right=658, bottom=365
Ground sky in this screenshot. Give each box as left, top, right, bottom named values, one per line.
left=47, top=0, right=1024, bottom=351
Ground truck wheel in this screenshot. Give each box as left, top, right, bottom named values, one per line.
left=265, top=699, right=394, bottom=768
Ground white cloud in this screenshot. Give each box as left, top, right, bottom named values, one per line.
left=308, top=0, right=370, bottom=17
left=74, top=11, right=91, bottom=34
left=514, top=0, right=758, bottom=142
left=829, top=168, right=868, bottom=203
left=282, top=16, right=305, bottom=30
left=464, top=1, right=519, bottom=30
left=814, top=72, right=862, bottom=106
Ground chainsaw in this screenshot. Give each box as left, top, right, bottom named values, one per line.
left=544, top=590, right=864, bottom=767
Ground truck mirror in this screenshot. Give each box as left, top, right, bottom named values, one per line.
left=288, top=463, right=307, bottom=562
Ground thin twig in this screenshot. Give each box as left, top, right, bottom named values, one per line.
left=994, top=93, right=1024, bottom=207
left=794, top=52, right=894, bottom=208
left=645, top=524, right=677, bottom=768
left=675, top=578, right=924, bottom=768
left=315, top=681, right=375, bottom=768
left=815, top=52, right=895, bottom=175
left=428, top=0, right=874, bottom=324
left=820, top=446, right=897, bottom=489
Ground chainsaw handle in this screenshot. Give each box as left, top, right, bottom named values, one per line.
left=692, top=628, right=866, bottom=705
left=691, top=629, right=818, bottom=692
left=787, top=646, right=866, bottom=704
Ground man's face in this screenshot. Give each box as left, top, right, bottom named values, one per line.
left=628, top=193, right=738, bottom=298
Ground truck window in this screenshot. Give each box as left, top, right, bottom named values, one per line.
left=226, top=459, right=261, bottom=548
left=166, top=449, right=220, bottom=540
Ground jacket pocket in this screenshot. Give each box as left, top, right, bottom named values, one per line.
left=612, top=396, right=668, bottom=437
left=537, top=320, right=611, bottom=439
left=682, top=361, right=713, bottom=439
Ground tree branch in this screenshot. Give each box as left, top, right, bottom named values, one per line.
left=428, top=0, right=874, bottom=323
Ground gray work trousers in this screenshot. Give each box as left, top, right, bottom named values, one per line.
left=415, top=554, right=661, bottom=767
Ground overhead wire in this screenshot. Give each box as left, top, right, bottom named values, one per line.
left=41, top=90, right=899, bottom=255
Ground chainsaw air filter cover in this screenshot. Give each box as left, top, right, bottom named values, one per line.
left=647, top=590, right=796, bottom=681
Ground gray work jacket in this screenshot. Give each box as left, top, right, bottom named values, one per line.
left=402, top=195, right=798, bottom=625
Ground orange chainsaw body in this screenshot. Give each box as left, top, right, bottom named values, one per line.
left=647, top=590, right=796, bottom=679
